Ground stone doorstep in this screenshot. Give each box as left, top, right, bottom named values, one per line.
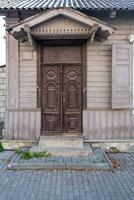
left=30, top=145, right=93, bottom=157
left=7, top=162, right=111, bottom=171
left=2, top=139, right=134, bottom=152
left=39, top=136, right=83, bottom=148
left=7, top=148, right=113, bottom=171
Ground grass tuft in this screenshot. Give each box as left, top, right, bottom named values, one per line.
left=0, top=142, right=4, bottom=152
left=15, top=149, right=51, bottom=160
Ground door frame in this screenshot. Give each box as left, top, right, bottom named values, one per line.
left=37, top=40, right=87, bottom=134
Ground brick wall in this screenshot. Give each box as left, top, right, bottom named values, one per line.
left=0, top=66, right=6, bottom=122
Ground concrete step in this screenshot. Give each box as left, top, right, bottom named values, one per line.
left=30, top=145, right=93, bottom=157
left=39, top=136, right=83, bottom=148
left=8, top=147, right=113, bottom=171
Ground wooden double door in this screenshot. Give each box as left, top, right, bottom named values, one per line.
left=41, top=64, right=82, bottom=135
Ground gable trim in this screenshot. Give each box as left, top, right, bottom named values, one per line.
left=9, top=8, right=115, bottom=33
left=8, top=8, right=115, bottom=44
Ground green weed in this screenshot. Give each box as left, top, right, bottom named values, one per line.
left=0, top=142, right=4, bottom=152
left=15, top=149, right=51, bottom=160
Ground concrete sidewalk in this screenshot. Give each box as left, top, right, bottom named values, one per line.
left=0, top=151, right=134, bottom=200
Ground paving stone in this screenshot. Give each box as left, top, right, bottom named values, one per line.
left=0, top=151, right=134, bottom=199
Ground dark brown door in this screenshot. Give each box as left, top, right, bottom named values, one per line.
left=41, top=45, right=82, bottom=135
left=41, top=64, right=82, bottom=135
left=63, top=65, right=82, bottom=133
left=41, top=65, right=62, bottom=133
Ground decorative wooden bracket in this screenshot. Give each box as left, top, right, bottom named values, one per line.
left=88, top=24, right=99, bottom=45
left=24, top=24, right=36, bottom=49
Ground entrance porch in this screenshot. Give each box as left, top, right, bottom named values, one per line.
left=5, top=8, right=114, bottom=143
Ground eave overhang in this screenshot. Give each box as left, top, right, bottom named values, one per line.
left=8, top=8, right=115, bottom=46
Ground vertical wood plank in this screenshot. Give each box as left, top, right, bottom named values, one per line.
left=5, top=109, right=41, bottom=140
left=8, top=111, right=14, bottom=139
left=6, top=18, right=19, bottom=108
left=14, top=111, right=19, bottom=139
left=119, top=110, right=125, bottom=139
left=84, top=110, right=134, bottom=140
left=124, top=111, right=131, bottom=139
left=94, top=111, right=100, bottom=139
left=36, top=110, right=41, bottom=139
left=83, top=110, right=88, bottom=138
left=89, top=111, right=94, bottom=139
left=107, top=111, right=112, bottom=139
left=113, top=111, right=119, bottom=139
left=100, top=111, right=106, bottom=139
left=30, top=111, right=36, bottom=140
left=18, top=111, right=24, bottom=140
left=5, top=110, right=9, bottom=139
left=24, top=111, right=30, bottom=140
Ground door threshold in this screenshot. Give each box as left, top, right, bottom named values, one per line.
left=40, top=134, right=83, bottom=139
left=41, top=132, right=82, bottom=137
left=39, top=135, right=84, bottom=148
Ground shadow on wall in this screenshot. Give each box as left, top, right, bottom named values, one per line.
left=0, top=121, right=4, bottom=139
left=0, top=64, right=6, bottom=139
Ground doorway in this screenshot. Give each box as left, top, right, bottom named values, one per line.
left=40, top=45, right=83, bottom=135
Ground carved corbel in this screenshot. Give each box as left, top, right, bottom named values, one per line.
left=88, top=24, right=98, bottom=45
left=24, top=24, right=36, bottom=49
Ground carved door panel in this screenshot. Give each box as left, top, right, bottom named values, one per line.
left=63, top=65, right=82, bottom=133
left=41, top=65, right=82, bottom=135
left=41, top=65, right=62, bottom=133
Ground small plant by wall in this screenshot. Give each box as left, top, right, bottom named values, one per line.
left=0, top=65, right=6, bottom=139
left=0, top=66, right=6, bottom=121
left=0, top=121, right=4, bottom=139
left=15, top=149, right=51, bottom=160
left=0, top=142, right=4, bottom=152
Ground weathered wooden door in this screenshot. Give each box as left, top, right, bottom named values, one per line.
left=41, top=64, right=82, bottom=135
left=63, top=65, right=82, bottom=133
left=41, top=45, right=82, bottom=135
left=41, top=65, right=61, bottom=133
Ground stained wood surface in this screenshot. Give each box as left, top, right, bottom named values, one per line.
left=86, top=19, right=134, bottom=109
left=83, top=109, right=134, bottom=140
left=112, top=44, right=133, bottom=109
left=41, top=46, right=82, bottom=134
left=5, top=109, right=41, bottom=140
left=42, top=46, right=81, bottom=64
left=6, top=18, right=19, bottom=108
left=5, top=14, right=134, bottom=140
left=20, top=42, right=37, bottom=108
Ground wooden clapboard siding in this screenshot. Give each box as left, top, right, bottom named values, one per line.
left=87, top=17, right=134, bottom=109
left=5, top=13, right=134, bottom=141
left=83, top=110, right=134, bottom=140
left=112, top=44, right=133, bottom=109
left=19, top=42, right=37, bottom=108
left=6, top=18, right=19, bottom=108
left=5, top=109, right=41, bottom=140
left=86, top=16, right=134, bottom=140
left=87, top=44, right=112, bottom=108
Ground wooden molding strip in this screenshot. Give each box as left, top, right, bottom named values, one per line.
left=6, top=108, right=41, bottom=112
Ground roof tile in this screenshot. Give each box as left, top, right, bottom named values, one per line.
left=0, top=0, right=134, bottom=10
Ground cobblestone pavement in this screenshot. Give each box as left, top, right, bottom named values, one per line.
left=0, top=152, right=134, bottom=200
